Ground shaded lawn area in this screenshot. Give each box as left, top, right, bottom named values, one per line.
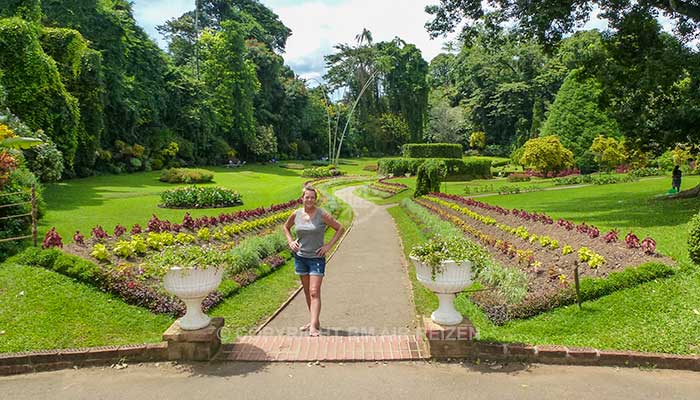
left=388, top=176, right=700, bottom=354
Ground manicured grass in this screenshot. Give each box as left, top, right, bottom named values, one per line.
left=40, top=160, right=377, bottom=242
left=41, top=165, right=308, bottom=241
left=0, top=263, right=173, bottom=352
left=211, top=256, right=301, bottom=341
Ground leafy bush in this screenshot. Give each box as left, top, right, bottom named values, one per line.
left=0, top=166, right=44, bottom=259
left=301, top=165, right=345, bottom=178
left=159, top=168, right=214, bottom=184
left=520, top=136, right=574, bottom=176
left=629, top=167, right=663, bottom=177
left=378, top=158, right=491, bottom=180
left=507, top=173, right=530, bottom=182
left=415, top=159, right=447, bottom=197
left=401, top=143, right=462, bottom=159
left=688, top=211, right=700, bottom=265
left=160, top=186, right=242, bottom=208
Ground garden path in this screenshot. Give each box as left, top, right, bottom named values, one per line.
left=259, top=186, right=417, bottom=337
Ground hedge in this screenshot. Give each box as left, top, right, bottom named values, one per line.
left=401, top=143, right=462, bottom=159
left=378, top=158, right=492, bottom=180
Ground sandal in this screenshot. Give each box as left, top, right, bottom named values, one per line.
left=299, top=323, right=311, bottom=332
left=309, top=330, right=320, bottom=337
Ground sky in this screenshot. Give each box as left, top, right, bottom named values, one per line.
left=131, top=0, right=616, bottom=81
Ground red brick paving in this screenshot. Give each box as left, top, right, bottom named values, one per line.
left=219, top=335, right=429, bottom=362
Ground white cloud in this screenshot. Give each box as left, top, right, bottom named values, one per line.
left=274, top=0, right=455, bottom=80
left=132, top=0, right=456, bottom=80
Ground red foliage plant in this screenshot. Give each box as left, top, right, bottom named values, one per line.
left=42, top=227, right=63, bottom=249
left=641, top=237, right=656, bottom=255
left=625, top=232, right=640, bottom=249
left=73, top=230, right=85, bottom=246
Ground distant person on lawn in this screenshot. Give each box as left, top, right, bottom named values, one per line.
left=672, top=165, right=682, bottom=192
left=283, top=186, right=344, bottom=337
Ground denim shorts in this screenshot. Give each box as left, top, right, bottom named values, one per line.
left=294, top=255, right=326, bottom=276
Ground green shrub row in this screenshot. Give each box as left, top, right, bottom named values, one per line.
left=378, top=158, right=491, bottom=180
left=301, top=165, right=345, bottom=178
left=9, top=247, right=102, bottom=285
left=401, top=143, right=462, bottom=159
left=552, top=173, right=638, bottom=186
left=159, top=168, right=214, bottom=184
left=160, top=186, right=242, bottom=208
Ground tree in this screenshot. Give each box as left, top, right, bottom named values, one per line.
left=590, top=135, right=627, bottom=171
left=199, top=20, right=259, bottom=157
left=425, top=0, right=700, bottom=48
left=541, top=69, right=619, bottom=159
left=469, top=131, right=486, bottom=150
left=377, top=113, right=410, bottom=155
left=426, top=89, right=467, bottom=144
left=520, top=136, right=574, bottom=176
left=250, top=125, right=277, bottom=160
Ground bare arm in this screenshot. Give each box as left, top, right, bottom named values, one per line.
left=316, top=211, right=345, bottom=256
left=283, top=211, right=300, bottom=253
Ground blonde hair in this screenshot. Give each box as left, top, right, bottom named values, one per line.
left=302, top=185, right=318, bottom=199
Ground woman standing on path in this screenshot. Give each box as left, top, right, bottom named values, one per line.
left=672, top=165, right=682, bottom=192
left=284, top=186, right=344, bottom=337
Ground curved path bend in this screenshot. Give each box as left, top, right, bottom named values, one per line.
left=260, top=186, right=416, bottom=336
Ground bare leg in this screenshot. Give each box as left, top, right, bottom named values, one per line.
left=308, top=275, right=323, bottom=336
left=299, top=275, right=311, bottom=331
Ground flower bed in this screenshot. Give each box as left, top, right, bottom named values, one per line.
left=366, top=177, right=408, bottom=197
left=159, top=186, right=243, bottom=208
left=32, top=197, right=305, bottom=316
left=415, top=193, right=675, bottom=324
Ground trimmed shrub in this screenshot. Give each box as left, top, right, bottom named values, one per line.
left=689, top=212, right=700, bottom=265
left=414, top=159, right=447, bottom=197
left=378, top=158, right=491, bottom=180
left=301, top=165, right=345, bottom=178
left=402, top=143, right=462, bottom=159
left=160, top=186, right=242, bottom=208
left=159, top=168, right=214, bottom=184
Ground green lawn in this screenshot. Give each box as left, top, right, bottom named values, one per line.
left=40, top=160, right=378, bottom=242
left=0, top=263, right=173, bottom=352
left=389, top=178, right=700, bottom=354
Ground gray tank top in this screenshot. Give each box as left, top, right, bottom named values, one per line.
left=294, top=208, right=326, bottom=258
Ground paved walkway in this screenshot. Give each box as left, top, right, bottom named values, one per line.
left=259, top=186, right=416, bottom=337
left=3, top=361, right=699, bottom=399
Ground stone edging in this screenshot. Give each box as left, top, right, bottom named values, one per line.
left=0, top=343, right=168, bottom=376
left=430, top=340, right=700, bottom=371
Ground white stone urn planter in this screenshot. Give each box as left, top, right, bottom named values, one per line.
left=164, top=266, right=224, bottom=331
left=410, top=256, right=472, bottom=326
